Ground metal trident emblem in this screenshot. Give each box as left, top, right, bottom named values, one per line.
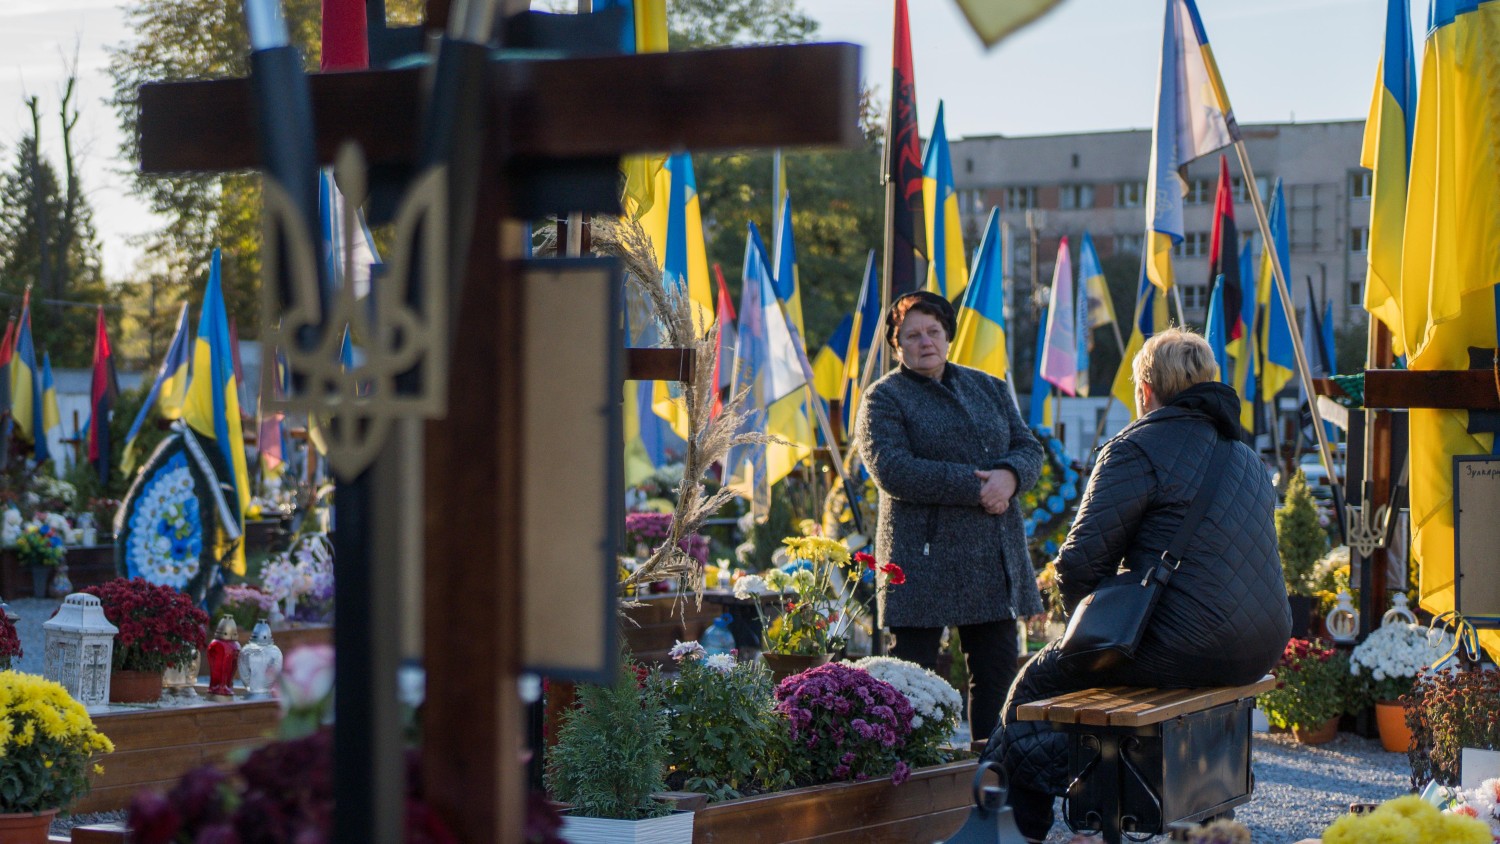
left=260, top=143, right=449, bottom=478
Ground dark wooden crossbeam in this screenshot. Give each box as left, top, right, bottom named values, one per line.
left=137, top=43, right=861, bottom=175
left=1364, top=369, right=1500, bottom=410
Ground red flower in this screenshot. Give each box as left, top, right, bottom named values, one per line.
left=854, top=552, right=877, bottom=571
left=881, top=563, right=906, bottom=586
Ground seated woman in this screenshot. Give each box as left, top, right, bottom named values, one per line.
left=984, top=328, right=1291, bottom=843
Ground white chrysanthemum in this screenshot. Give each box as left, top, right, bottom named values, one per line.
left=734, top=574, right=769, bottom=601
left=1351, top=622, right=1453, bottom=679
left=704, top=653, right=735, bottom=674
left=669, top=640, right=705, bottom=661
left=853, top=655, right=962, bottom=732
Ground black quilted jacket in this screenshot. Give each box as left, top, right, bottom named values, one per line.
left=857, top=363, right=1046, bottom=627
left=1055, top=381, right=1290, bottom=685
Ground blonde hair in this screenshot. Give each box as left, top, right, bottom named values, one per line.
left=1131, top=328, right=1218, bottom=403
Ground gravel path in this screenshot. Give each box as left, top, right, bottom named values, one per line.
left=9, top=597, right=1413, bottom=841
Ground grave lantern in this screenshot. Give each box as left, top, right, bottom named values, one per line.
left=238, top=620, right=284, bottom=699
left=1326, top=591, right=1360, bottom=643
left=42, top=593, right=118, bottom=710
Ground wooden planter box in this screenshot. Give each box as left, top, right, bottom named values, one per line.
left=691, top=759, right=977, bottom=844
left=0, top=545, right=118, bottom=598
left=76, top=696, right=281, bottom=814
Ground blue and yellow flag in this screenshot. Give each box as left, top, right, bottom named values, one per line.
left=123, top=303, right=194, bottom=474
left=1075, top=253, right=1092, bottom=397
left=1361, top=0, right=1418, bottom=355
left=41, top=352, right=60, bottom=438
left=1028, top=305, right=1052, bottom=429
left=1144, top=0, right=1239, bottom=293
left=923, top=101, right=968, bottom=302
left=1232, top=239, right=1259, bottom=431
left=773, top=192, right=807, bottom=346
left=1079, top=232, right=1117, bottom=334
left=1400, top=0, right=1500, bottom=660
left=1257, top=180, right=1296, bottom=402
left=812, top=313, right=853, bottom=401
left=10, top=291, right=47, bottom=463
left=841, top=251, right=882, bottom=431
left=183, top=249, right=250, bottom=575
left=603, top=0, right=670, bottom=217
left=726, top=223, right=810, bottom=521
left=950, top=209, right=1010, bottom=380
left=645, top=152, right=716, bottom=438
left=1205, top=276, right=1230, bottom=384
left=1110, top=261, right=1172, bottom=419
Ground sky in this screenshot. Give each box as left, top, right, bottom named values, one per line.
left=0, top=0, right=1421, bottom=281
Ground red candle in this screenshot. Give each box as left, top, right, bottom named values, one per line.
left=207, top=617, right=241, bottom=697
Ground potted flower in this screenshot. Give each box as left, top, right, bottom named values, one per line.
left=1257, top=638, right=1354, bottom=744
left=1442, top=777, right=1500, bottom=839
left=0, top=671, right=114, bottom=841
left=1350, top=621, right=1453, bottom=752
left=545, top=655, right=693, bottom=843
left=852, top=656, right=963, bottom=768
left=14, top=519, right=66, bottom=598
left=774, top=662, right=915, bottom=786
left=651, top=641, right=798, bottom=801
left=259, top=533, right=336, bottom=625
left=735, top=537, right=903, bottom=680
left=0, top=612, right=21, bottom=670
left=1405, top=667, right=1500, bottom=788
left=82, top=577, right=209, bottom=703
left=1277, top=473, right=1329, bottom=638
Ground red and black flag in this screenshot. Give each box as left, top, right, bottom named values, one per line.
left=882, top=0, right=927, bottom=297
left=89, top=306, right=119, bottom=484
left=1208, top=154, right=1243, bottom=341
left=0, top=315, right=15, bottom=419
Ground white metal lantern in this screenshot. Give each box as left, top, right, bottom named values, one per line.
left=238, top=620, right=284, bottom=699
left=1326, top=590, right=1360, bottom=643
left=1381, top=592, right=1418, bottom=627
left=43, top=593, right=119, bottom=710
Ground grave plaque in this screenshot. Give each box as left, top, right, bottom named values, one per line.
left=1453, top=455, right=1500, bottom=622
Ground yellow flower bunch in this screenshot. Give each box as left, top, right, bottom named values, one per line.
left=781, top=536, right=852, bottom=569
left=1323, top=795, right=1490, bottom=844
left=0, top=670, right=114, bottom=813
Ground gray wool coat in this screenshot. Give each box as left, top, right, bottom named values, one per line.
left=856, top=363, right=1046, bottom=628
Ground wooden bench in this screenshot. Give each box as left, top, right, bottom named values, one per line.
left=1016, top=676, right=1275, bottom=844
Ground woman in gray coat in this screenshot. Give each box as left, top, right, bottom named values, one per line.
left=857, top=291, right=1046, bottom=742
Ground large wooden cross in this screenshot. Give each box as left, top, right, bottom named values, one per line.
left=134, top=3, right=861, bottom=840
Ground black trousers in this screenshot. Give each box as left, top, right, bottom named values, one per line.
left=888, top=620, right=1019, bottom=743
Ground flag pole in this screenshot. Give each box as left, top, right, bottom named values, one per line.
left=1231, top=139, right=1341, bottom=512
left=1171, top=282, right=1188, bottom=327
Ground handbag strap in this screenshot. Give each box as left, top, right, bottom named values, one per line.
left=1161, top=437, right=1234, bottom=569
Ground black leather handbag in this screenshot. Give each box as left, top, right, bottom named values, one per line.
left=1058, top=438, right=1232, bottom=672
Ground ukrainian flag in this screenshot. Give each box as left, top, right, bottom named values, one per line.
left=645, top=152, right=716, bottom=438
left=10, top=291, right=47, bottom=463
left=950, top=209, right=1010, bottom=381
left=183, top=249, right=250, bottom=575
left=604, top=0, right=670, bottom=217
left=1361, top=0, right=1418, bottom=355
left=773, top=192, right=807, bottom=346
left=841, top=251, right=881, bottom=431
left=1399, top=0, right=1500, bottom=659
left=1257, top=180, right=1296, bottom=403
left=123, top=303, right=193, bottom=474
left=812, top=313, right=853, bottom=401
left=1110, top=260, right=1171, bottom=420
left=1232, top=239, right=1259, bottom=431
left=1028, top=305, right=1052, bottom=428
left=1144, top=0, right=1239, bottom=293
left=1079, top=232, right=1116, bottom=331
left=41, top=352, right=61, bottom=471
left=923, top=101, right=968, bottom=302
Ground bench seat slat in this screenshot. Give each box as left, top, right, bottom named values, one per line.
left=1014, top=675, right=1276, bottom=727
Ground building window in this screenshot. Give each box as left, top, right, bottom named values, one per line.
left=1004, top=186, right=1038, bottom=210
left=1116, top=181, right=1146, bottom=208
left=1349, top=170, right=1372, bottom=199
left=1349, top=226, right=1370, bottom=253
left=1114, top=233, right=1144, bottom=255
left=1174, top=231, right=1210, bottom=258
left=1232, top=175, right=1271, bottom=203
left=1181, top=284, right=1209, bottom=311
left=1185, top=177, right=1214, bottom=205
left=1349, top=278, right=1364, bottom=308
left=965, top=158, right=974, bottom=174
left=1059, top=184, right=1095, bottom=210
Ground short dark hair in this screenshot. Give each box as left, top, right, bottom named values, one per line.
left=885, top=291, right=957, bottom=348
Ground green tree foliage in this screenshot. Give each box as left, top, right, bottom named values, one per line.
left=545, top=657, right=671, bottom=820
left=1276, top=470, right=1328, bottom=596
left=0, top=89, right=112, bottom=367
left=106, top=0, right=423, bottom=342
left=666, top=0, right=818, bottom=50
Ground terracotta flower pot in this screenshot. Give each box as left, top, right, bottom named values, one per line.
left=760, top=652, right=833, bottom=684
left=110, top=669, right=165, bottom=703
left=1375, top=700, right=1414, bottom=753
left=0, top=807, right=59, bottom=843
left=1291, top=717, right=1339, bottom=745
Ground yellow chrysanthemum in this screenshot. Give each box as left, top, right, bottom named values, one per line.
left=782, top=536, right=851, bottom=567
left=93, top=764, right=105, bottom=776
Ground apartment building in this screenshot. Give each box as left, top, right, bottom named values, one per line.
left=950, top=120, right=1370, bottom=329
